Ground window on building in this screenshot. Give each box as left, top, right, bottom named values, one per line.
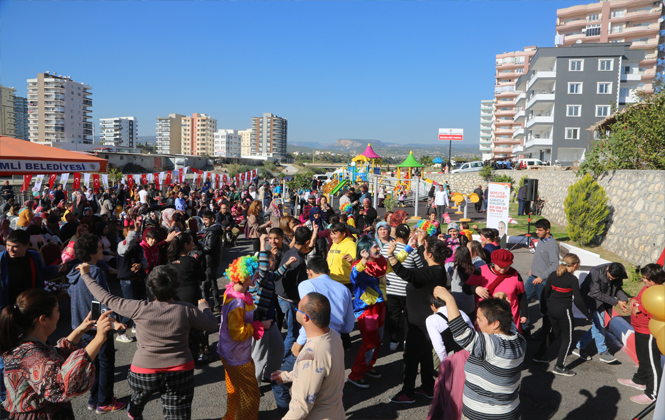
left=596, top=105, right=611, bottom=117
left=569, top=59, right=584, bottom=71
left=611, top=10, right=625, bottom=18
left=567, top=105, right=581, bottom=117
left=620, top=87, right=630, bottom=97
left=598, top=82, right=612, bottom=94
left=565, top=128, right=580, bottom=139
left=599, top=59, right=613, bottom=71
left=568, top=82, right=582, bottom=94
left=588, top=14, right=600, bottom=21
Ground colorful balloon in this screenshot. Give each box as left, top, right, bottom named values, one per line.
left=641, top=285, right=665, bottom=322
left=657, top=328, right=665, bottom=356
left=648, top=318, right=665, bottom=338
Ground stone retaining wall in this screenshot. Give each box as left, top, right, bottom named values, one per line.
left=429, top=169, right=665, bottom=267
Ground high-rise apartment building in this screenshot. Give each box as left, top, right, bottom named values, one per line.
left=181, top=113, right=217, bottom=156
left=238, top=129, right=252, bottom=156
left=14, top=96, right=29, bottom=140
left=0, top=85, right=16, bottom=137
left=493, top=47, right=538, bottom=159
left=213, top=129, right=241, bottom=157
left=555, top=0, right=664, bottom=94
left=156, top=113, right=184, bottom=155
left=27, top=73, right=92, bottom=145
left=99, top=117, right=138, bottom=147
left=250, top=113, right=287, bottom=158
left=479, top=99, right=494, bottom=160
left=514, top=43, right=644, bottom=164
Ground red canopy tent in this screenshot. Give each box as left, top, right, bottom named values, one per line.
left=0, top=136, right=107, bottom=176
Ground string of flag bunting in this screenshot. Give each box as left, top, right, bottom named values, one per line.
left=21, top=167, right=260, bottom=193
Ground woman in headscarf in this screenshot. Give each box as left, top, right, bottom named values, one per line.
left=74, top=187, right=88, bottom=218
left=267, top=197, right=282, bottom=229
left=17, top=200, right=35, bottom=229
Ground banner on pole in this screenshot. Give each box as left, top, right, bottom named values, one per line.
left=486, top=182, right=511, bottom=243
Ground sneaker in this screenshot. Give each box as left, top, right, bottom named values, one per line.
left=599, top=351, right=617, bottom=363
left=347, top=377, right=369, bottom=389
left=127, top=412, right=136, bottom=420
left=414, top=387, right=434, bottom=399
left=532, top=356, right=549, bottom=364
left=389, top=342, right=399, bottom=351
left=573, top=348, right=592, bottom=361
left=618, top=378, right=646, bottom=390
left=390, top=391, right=416, bottom=404
left=115, top=333, right=134, bottom=343
left=630, top=394, right=655, bottom=404
left=88, top=403, right=96, bottom=411
left=553, top=365, right=576, bottom=377
left=365, top=369, right=381, bottom=379
left=96, top=399, right=126, bottom=414
left=131, top=326, right=136, bottom=334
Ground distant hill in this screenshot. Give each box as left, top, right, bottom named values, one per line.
left=137, top=136, right=157, bottom=144
left=287, top=139, right=480, bottom=159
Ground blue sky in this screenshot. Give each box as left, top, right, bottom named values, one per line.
left=1, top=0, right=579, bottom=148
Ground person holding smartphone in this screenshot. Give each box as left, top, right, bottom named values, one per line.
left=0, top=289, right=114, bottom=419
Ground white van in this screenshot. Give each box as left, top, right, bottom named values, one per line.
left=451, top=161, right=484, bottom=174
left=518, top=158, right=546, bottom=169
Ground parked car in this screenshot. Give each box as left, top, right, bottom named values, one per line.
left=518, top=158, right=547, bottom=169
left=451, top=161, right=484, bottom=174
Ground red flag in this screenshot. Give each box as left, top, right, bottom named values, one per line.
left=141, top=173, right=148, bottom=185
left=21, top=175, right=33, bottom=192
left=72, top=172, right=81, bottom=190
left=165, top=171, right=172, bottom=185
left=127, top=174, right=134, bottom=189
left=48, top=174, right=57, bottom=189
left=196, top=173, right=202, bottom=185
left=179, top=171, right=184, bottom=184
left=154, top=173, right=160, bottom=189
left=215, top=174, right=220, bottom=189
left=252, top=169, right=257, bottom=178
left=92, top=174, right=100, bottom=190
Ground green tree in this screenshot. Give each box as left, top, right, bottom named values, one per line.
left=419, top=155, right=434, bottom=167
left=564, top=174, right=610, bottom=246
left=580, top=90, right=665, bottom=177
left=479, top=165, right=493, bottom=181
left=106, top=166, right=122, bottom=184
left=287, top=171, right=315, bottom=191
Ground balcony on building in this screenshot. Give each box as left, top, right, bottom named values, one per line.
left=513, top=108, right=526, bottom=123
left=525, top=104, right=555, bottom=129
left=512, top=127, right=525, bottom=140
left=527, top=71, right=557, bottom=91
left=524, top=131, right=553, bottom=150
left=513, top=145, right=524, bottom=154
left=526, top=91, right=555, bottom=109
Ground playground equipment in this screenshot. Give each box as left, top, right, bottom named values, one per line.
left=452, top=193, right=465, bottom=214
left=395, top=151, right=424, bottom=192
left=349, top=144, right=382, bottom=183
left=460, top=193, right=479, bottom=222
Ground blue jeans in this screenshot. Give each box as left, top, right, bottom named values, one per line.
left=518, top=199, right=525, bottom=216
left=523, top=275, right=546, bottom=329
left=272, top=353, right=297, bottom=417
left=80, top=332, right=116, bottom=407
left=0, top=356, right=5, bottom=404
left=278, top=297, right=298, bottom=361
left=577, top=306, right=608, bottom=355
left=119, top=279, right=147, bottom=327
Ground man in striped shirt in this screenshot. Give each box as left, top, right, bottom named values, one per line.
left=433, top=285, right=526, bottom=420
left=381, top=224, right=423, bottom=351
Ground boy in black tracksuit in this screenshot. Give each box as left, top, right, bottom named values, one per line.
left=533, top=255, right=591, bottom=376
left=116, top=225, right=148, bottom=341
left=201, top=211, right=224, bottom=312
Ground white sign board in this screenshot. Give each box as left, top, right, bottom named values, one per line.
left=486, top=182, right=511, bottom=241
left=438, top=128, right=464, bottom=141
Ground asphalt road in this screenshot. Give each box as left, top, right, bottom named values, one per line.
left=47, top=216, right=655, bottom=420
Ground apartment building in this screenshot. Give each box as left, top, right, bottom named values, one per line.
left=0, top=85, right=16, bottom=137
left=156, top=113, right=185, bottom=155
left=99, top=117, right=138, bottom=147
left=250, top=113, right=287, bottom=159
left=555, top=0, right=664, bottom=93
left=238, top=128, right=252, bottom=156
left=213, top=129, right=241, bottom=157
left=513, top=43, right=643, bottom=165
left=493, top=47, right=538, bottom=159
left=181, top=113, right=217, bottom=156
left=27, top=73, right=92, bottom=145
left=479, top=99, right=494, bottom=160
left=14, top=96, right=29, bottom=140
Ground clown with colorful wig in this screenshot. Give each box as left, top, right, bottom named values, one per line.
left=217, top=255, right=272, bottom=420
left=340, top=202, right=357, bottom=231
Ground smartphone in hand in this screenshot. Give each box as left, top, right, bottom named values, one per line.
left=91, top=301, right=101, bottom=321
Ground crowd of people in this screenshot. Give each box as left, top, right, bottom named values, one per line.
left=0, top=176, right=663, bottom=420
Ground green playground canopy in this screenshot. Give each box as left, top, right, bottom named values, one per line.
left=396, top=151, right=424, bottom=168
